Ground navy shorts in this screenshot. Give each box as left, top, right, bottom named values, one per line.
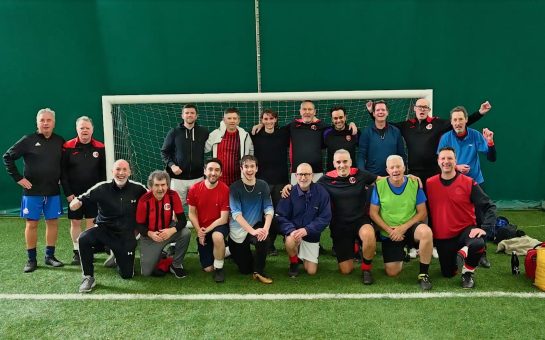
left=197, top=224, right=229, bottom=268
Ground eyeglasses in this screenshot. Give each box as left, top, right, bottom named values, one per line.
left=415, top=105, right=431, bottom=110
left=296, top=173, right=312, bottom=177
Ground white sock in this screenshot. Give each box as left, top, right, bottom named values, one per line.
left=73, top=242, right=79, bottom=251
left=462, top=264, right=475, bottom=274
left=458, top=246, right=468, bottom=258
left=214, top=259, right=224, bottom=269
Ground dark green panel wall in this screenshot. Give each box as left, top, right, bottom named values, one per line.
left=1, top=0, right=543, bottom=213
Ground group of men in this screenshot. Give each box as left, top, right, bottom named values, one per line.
left=2, top=97, right=498, bottom=292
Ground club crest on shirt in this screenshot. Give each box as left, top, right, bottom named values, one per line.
left=345, top=135, right=352, bottom=141
left=349, top=177, right=356, bottom=184
left=93, top=151, right=99, bottom=158
left=35, top=142, right=41, bottom=147
left=311, top=125, right=317, bottom=130
left=164, top=203, right=171, bottom=211
left=426, top=124, right=433, bottom=130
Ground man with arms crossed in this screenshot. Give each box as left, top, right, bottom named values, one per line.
left=3, top=108, right=65, bottom=272
left=136, top=170, right=191, bottom=278
left=70, top=159, right=147, bottom=293
left=426, top=147, right=496, bottom=288
left=369, top=155, right=433, bottom=290
left=276, top=163, right=331, bottom=277
left=187, top=158, right=230, bottom=283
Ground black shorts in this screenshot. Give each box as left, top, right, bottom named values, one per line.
left=197, top=224, right=229, bottom=268
left=67, top=201, right=98, bottom=220
left=381, top=222, right=425, bottom=263
left=331, top=216, right=373, bottom=263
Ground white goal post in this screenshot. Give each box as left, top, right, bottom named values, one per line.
left=102, top=89, right=433, bottom=181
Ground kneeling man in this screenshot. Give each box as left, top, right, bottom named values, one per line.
left=136, top=170, right=191, bottom=278
left=369, top=155, right=433, bottom=290
left=426, top=147, right=496, bottom=289
left=276, top=163, right=331, bottom=277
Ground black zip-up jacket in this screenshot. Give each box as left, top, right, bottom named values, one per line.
left=3, top=132, right=64, bottom=196
left=161, top=123, right=209, bottom=180
left=78, top=180, right=147, bottom=234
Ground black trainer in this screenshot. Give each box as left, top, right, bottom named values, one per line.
left=214, top=268, right=225, bottom=283
left=479, top=253, right=491, bottom=268
left=417, top=274, right=432, bottom=291
left=288, top=263, right=299, bottom=278
left=362, top=270, right=374, bottom=285
left=461, top=272, right=475, bottom=289
left=170, top=265, right=188, bottom=279
left=23, top=260, right=37, bottom=273
left=71, top=251, right=81, bottom=266
left=45, top=256, right=64, bottom=267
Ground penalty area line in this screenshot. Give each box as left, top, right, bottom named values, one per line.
left=0, top=291, right=544, bottom=301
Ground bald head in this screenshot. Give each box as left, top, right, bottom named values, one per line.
left=414, top=98, right=431, bottom=120
left=112, top=159, right=131, bottom=187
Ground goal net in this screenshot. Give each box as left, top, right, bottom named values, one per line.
left=102, top=90, right=433, bottom=183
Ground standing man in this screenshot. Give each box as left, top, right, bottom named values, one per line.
left=358, top=100, right=406, bottom=176
left=161, top=103, right=209, bottom=210
left=369, top=155, right=434, bottom=290
left=205, top=107, right=253, bottom=187
left=426, top=147, right=497, bottom=288
left=187, top=158, right=230, bottom=283
left=366, top=99, right=491, bottom=184
left=3, top=108, right=65, bottom=272
left=276, top=163, right=331, bottom=277
left=251, top=109, right=290, bottom=255
left=438, top=106, right=496, bottom=187
left=228, top=155, right=275, bottom=284
left=136, top=170, right=191, bottom=278
left=69, top=159, right=147, bottom=293
left=62, top=116, right=106, bottom=265
left=323, top=106, right=359, bottom=172
left=318, top=149, right=378, bottom=284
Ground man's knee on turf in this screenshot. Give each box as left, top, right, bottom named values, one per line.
left=385, top=262, right=402, bottom=277
left=338, top=260, right=354, bottom=275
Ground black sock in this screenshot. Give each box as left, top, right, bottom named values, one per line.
left=419, top=262, right=430, bottom=275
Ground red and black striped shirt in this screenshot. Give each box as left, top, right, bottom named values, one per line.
left=136, top=189, right=185, bottom=234
left=217, top=130, right=240, bottom=186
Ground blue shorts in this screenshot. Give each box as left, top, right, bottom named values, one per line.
left=20, top=195, right=63, bottom=220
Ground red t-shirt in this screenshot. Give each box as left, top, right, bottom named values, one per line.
left=136, top=189, right=183, bottom=232
left=186, top=181, right=230, bottom=228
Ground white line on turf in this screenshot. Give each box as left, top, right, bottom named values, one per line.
left=0, top=292, right=543, bottom=300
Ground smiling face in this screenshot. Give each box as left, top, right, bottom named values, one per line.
left=112, top=159, right=131, bottom=187
left=204, top=161, right=222, bottom=185
left=331, top=109, right=346, bottom=131
left=151, top=178, right=168, bottom=201
left=223, top=112, right=240, bottom=132
left=261, top=113, right=277, bottom=131
left=386, top=156, right=405, bottom=182
left=240, top=160, right=258, bottom=181
left=438, top=149, right=457, bottom=177
left=182, top=107, right=198, bottom=125
left=333, top=151, right=352, bottom=177
left=300, top=101, right=316, bottom=123
left=295, top=163, right=313, bottom=191
left=373, top=103, right=388, bottom=123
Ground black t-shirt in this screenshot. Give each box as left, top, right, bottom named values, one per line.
left=251, top=126, right=290, bottom=185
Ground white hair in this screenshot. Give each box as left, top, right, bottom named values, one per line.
left=36, top=108, right=55, bottom=120
left=76, top=115, right=93, bottom=127
left=386, top=155, right=404, bottom=167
